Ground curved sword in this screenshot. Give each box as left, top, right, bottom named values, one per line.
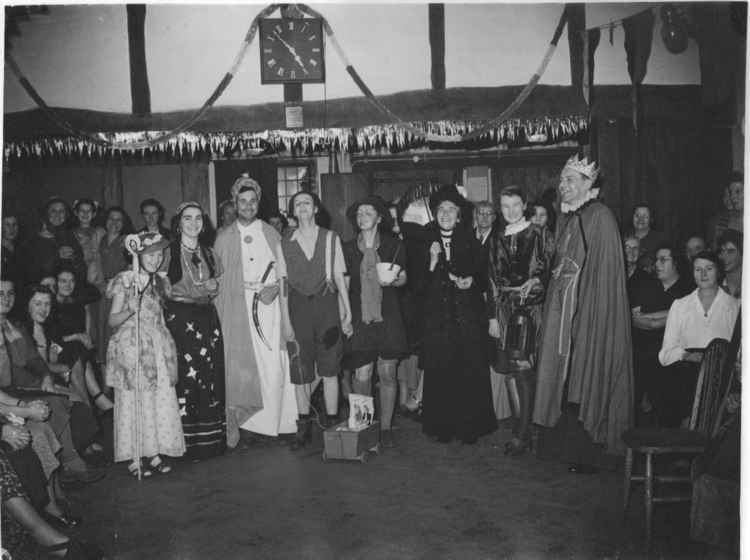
left=252, top=261, right=275, bottom=350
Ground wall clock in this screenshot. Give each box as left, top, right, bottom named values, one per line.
left=259, top=18, right=325, bottom=84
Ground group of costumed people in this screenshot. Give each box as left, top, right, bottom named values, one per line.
left=64, top=152, right=634, bottom=478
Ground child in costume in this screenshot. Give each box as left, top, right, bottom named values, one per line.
left=106, top=232, right=185, bottom=476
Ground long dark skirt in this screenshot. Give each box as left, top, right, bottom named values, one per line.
left=165, top=301, right=226, bottom=460
left=422, top=328, right=497, bottom=443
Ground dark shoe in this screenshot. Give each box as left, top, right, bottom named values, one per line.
left=43, top=510, right=82, bottom=530
left=43, top=538, right=103, bottom=559
left=291, top=418, right=312, bottom=451
left=381, top=429, right=396, bottom=448
left=568, top=463, right=599, bottom=475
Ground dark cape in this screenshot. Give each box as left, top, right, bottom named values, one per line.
left=533, top=199, right=634, bottom=455
left=418, top=223, right=497, bottom=442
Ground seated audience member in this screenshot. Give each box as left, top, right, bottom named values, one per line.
left=658, top=251, right=740, bottom=427
left=22, top=198, right=86, bottom=285
left=0, top=447, right=103, bottom=559
left=630, top=243, right=693, bottom=425
left=684, top=235, right=707, bottom=263
left=624, top=203, right=665, bottom=273
left=138, top=198, right=171, bottom=240
left=21, top=284, right=106, bottom=467
left=0, top=278, right=104, bottom=487
left=717, top=229, right=742, bottom=299
left=0, top=389, right=80, bottom=530
left=707, top=171, right=743, bottom=248
left=624, top=234, right=650, bottom=304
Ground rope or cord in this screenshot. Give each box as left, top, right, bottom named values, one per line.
left=577, top=7, right=655, bottom=34
left=299, top=3, right=568, bottom=144
left=9, top=3, right=571, bottom=150
left=6, top=3, right=280, bottom=150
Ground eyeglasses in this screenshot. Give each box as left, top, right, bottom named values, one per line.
left=477, top=211, right=495, bottom=217
left=655, top=256, right=673, bottom=263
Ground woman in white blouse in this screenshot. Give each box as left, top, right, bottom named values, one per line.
left=657, top=251, right=740, bottom=426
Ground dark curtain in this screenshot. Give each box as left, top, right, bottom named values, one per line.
left=213, top=158, right=278, bottom=220
left=614, top=118, right=732, bottom=243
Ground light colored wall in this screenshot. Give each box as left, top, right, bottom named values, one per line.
left=4, top=3, right=701, bottom=114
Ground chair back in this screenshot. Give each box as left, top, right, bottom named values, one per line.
left=689, top=338, right=730, bottom=435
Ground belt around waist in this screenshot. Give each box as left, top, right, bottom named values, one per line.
left=169, top=296, right=213, bottom=306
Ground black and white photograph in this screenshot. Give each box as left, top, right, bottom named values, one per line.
left=0, top=2, right=745, bottom=558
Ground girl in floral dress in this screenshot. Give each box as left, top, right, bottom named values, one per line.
left=106, top=232, right=185, bottom=476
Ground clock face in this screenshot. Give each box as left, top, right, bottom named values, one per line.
left=259, top=18, right=325, bottom=84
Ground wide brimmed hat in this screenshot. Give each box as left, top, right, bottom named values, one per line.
left=346, top=195, right=393, bottom=231
left=132, top=231, right=170, bottom=255
left=428, top=185, right=467, bottom=213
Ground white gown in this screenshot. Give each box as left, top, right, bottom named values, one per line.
left=238, top=220, right=298, bottom=436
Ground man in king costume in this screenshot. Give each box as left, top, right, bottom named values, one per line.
left=533, top=154, right=633, bottom=472
left=214, top=175, right=298, bottom=448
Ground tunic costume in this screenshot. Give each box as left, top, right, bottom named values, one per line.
left=164, top=242, right=226, bottom=460
left=343, top=232, right=408, bottom=369
left=281, top=226, right=346, bottom=384
left=106, top=271, right=185, bottom=463
left=97, top=233, right=128, bottom=363
left=487, top=221, right=548, bottom=374
left=534, top=199, right=634, bottom=459
left=214, top=220, right=297, bottom=446
left=419, top=223, right=497, bottom=442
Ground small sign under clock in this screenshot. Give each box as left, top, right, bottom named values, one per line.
left=259, top=18, right=325, bottom=84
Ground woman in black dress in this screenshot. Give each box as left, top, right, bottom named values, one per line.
left=164, top=202, right=226, bottom=460
left=488, top=186, right=549, bottom=455
left=419, top=186, right=497, bottom=444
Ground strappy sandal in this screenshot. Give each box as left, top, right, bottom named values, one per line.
left=43, top=538, right=104, bottom=559
left=148, top=455, right=172, bottom=474
left=128, top=460, right=152, bottom=478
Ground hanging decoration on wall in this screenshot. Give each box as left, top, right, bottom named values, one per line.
left=6, top=3, right=573, bottom=154
left=660, top=4, right=690, bottom=54
left=3, top=116, right=587, bottom=163
left=623, top=9, right=655, bottom=134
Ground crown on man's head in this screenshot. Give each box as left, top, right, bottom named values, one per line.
left=563, top=154, right=599, bottom=182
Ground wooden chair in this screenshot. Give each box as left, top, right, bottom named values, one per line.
left=622, top=337, right=731, bottom=547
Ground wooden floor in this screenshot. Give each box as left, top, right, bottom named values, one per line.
left=66, top=416, right=735, bottom=559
